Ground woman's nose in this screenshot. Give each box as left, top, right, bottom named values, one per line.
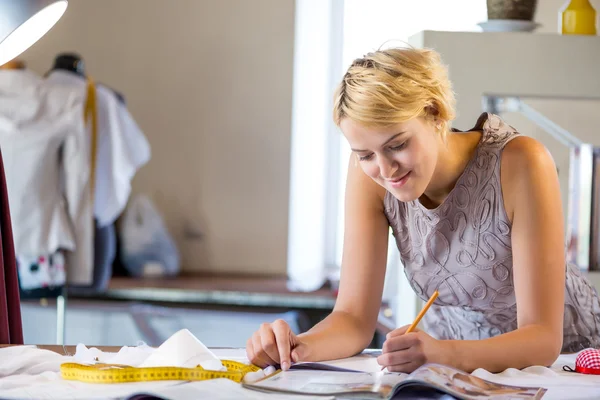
left=379, top=156, right=398, bottom=179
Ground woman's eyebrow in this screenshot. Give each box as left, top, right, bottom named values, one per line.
left=351, top=131, right=406, bottom=152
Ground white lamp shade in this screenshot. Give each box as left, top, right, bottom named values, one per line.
left=0, top=0, right=68, bottom=66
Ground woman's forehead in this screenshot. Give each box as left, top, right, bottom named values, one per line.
left=340, top=118, right=424, bottom=138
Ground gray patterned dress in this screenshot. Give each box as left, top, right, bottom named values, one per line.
left=384, top=112, right=600, bottom=353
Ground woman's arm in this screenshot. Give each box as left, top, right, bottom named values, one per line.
left=447, top=136, right=565, bottom=372
left=298, top=155, right=390, bottom=362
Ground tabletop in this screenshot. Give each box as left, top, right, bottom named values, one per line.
left=1, top=344, right=600, bottom=400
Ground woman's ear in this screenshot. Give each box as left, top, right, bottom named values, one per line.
left=424, top=105, right=442, bottom=129
left=424, top=105, right=440, bottom=118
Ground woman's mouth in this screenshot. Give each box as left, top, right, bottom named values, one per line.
left=387, top=171, right=411, bottom=189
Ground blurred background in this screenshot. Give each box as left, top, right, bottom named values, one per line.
left=1, top=0, right=599, bottom=348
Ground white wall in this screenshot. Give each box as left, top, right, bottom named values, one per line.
left=20, top=0, right=295, bottom=275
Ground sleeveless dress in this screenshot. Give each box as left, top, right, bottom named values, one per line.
left=383, top=112, right=600, bottom=353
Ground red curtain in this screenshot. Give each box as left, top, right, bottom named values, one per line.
left=0, top=148, right=23, bottom=344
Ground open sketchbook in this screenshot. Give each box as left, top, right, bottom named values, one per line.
left=243, top=360, right=547, bottom=400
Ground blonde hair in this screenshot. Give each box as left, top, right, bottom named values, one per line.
left=333, top=47, right=456, bottom=137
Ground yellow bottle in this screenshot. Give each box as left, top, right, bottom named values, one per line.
left=560, top=0, right=597, bottom=35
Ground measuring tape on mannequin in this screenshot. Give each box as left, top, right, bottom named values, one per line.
left=60, top=360, right=261, bottom=384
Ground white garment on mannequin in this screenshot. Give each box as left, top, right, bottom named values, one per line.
left=46, top=70, right=151, bottom=227
left=46, top=70, right=151, bottom=286
left=0, top=69, right=88, bottom=265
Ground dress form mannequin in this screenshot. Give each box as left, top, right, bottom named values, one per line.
left=49, top=53, right=86, bottom=77
left=48, top=52, right=125, bottom=104
left=45, top=51, right=150, bottom=290
left=47, top=52, right=117, bottom=295
left=1, top=58, right=69, bottom=301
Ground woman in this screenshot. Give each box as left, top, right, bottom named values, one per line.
left=246, top=47, right=600, bottom=374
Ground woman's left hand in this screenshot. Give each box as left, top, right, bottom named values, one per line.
left=377, top=325, right=453, bottom=373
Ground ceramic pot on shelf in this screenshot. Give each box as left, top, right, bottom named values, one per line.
left=479, top=0, right=540, bottom=32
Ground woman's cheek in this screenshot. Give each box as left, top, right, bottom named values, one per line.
left=362, top=163, right=380, bottom=180
left=396, top=151, right=416, bottom=172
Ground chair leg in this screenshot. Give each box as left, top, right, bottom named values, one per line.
left=56, top=294, right=66, bottom=345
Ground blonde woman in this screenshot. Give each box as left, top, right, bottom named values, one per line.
left=246, top=47, right=600, bottom=373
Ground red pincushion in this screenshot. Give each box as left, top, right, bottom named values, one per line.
left=574, top=348, right=600, bottom=375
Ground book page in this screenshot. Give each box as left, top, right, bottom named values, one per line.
left=245, top=364, right=547, bottom=400
left=407, top=364, right=547, bottom=400
left=290, top=349, right=383, bottom=373
left=244, top=369, right=406, bottom=398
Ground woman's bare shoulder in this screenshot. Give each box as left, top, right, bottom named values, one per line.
left=500, top=135, right=558, bottom=221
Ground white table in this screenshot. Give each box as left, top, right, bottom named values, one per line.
left=1, top=345, right=599, bottom=399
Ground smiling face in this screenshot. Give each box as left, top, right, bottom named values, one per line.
left=332, top=47, right=456, bottom=201
left=341, top=116, right=441, bottom=202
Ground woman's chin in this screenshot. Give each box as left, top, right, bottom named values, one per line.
left=388, top=186, right=422, bottom=203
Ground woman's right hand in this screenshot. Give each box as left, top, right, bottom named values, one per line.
left=246, top=319, right=308, bottom=371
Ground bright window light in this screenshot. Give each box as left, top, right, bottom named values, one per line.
left=0, top=1, right=67, bottom=66
left=335, top=0, right=488, bottom=267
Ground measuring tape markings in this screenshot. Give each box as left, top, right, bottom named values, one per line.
left=60, top=359, right=262, bottom=384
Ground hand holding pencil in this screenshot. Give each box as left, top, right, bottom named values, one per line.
left=377, top=290, right=445, bottom=373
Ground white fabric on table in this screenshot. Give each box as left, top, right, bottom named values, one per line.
left=472, top=352, right=600, bottom=400
left=0, top=345, right=68, bottom=388
left=0, top=345, right=317, bottom=399
left=0, top=344, right=155, bottom=390
left=2, top=344, right=600, bottom=399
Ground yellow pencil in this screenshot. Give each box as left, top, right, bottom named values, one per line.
left=381, top=290, right=439, bottom=371
left=406, top=289, right=439, bottom=334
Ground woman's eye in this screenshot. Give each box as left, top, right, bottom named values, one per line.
left=390, top=142, right=407, bottom=151
left=359, top=153, right=374, bottom=161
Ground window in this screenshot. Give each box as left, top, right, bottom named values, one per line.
left=287, top=1, right=486, bottom=318
left=335, top=0, right=488, bottom=268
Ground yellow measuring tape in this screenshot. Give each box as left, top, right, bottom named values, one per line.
left=60, top=360, right=261, bottom=384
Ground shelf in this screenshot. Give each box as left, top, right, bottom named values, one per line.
left=409, top=31, right=600, bottom=100
left=408, top=31, right=600, bottom=128
left=72, top=275, right=337, bottom=310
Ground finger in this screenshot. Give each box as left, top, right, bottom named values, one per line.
left=386, top=324, right=420, bottom=339
left=382, top=332, right=420, bottom=354
left=387, top=361, right=421, bottom=374
left=252, top=332, right=276, bottom=368
left=271, top=319, right=292, bottom=370
left=291, top=346, right=302, bottom=363
left=253, top=331, right=276, bottom=367
left=378, top=347, right=424, bottom=368
left=246, top=338, right=261, bottom=367
left=377, top=350, right=409, bottom=367
left=259, top=323, right=281, bottom=365
left=248, top=336, right=269, bottom=368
